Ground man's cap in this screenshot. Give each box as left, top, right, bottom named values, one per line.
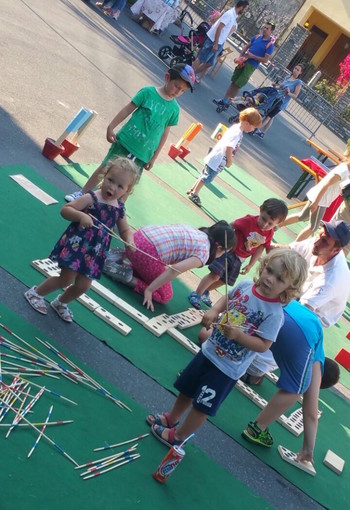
left=321, top=219, right=350, bottom=247
left=170, top=63, right=195, bottom=92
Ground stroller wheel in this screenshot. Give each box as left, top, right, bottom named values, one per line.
left=169, top=56, right=183, bottom=67
left=158, top=46, right=172, bottom=60
left=216, top=106, right=225, bottom=113
left=228, top=115, right=238, bottom=124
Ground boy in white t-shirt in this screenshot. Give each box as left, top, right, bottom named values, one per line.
left=187, top=108, right=262, bottom=207
left=281, top=151, right=350, bottom=241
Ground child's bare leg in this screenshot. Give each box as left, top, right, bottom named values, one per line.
left=206, top=279, right=224, bottom=292
left=174, top=407, right=208, bottom=441
left=191, top=179, right=205, bottom=196
left=255, top=389, right=299, bottom=430
left=168, top=393, right=193, bottom=424
left=59, top=273, right=92, bottom=304
left=35, top=268, right=75, bottom=296
left=196, top=271, right=220, bottom=295
left=82, top=164, right=106, bottom=193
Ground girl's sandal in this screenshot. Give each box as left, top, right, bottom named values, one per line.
left=188, top=291, right=202, bottom=310
left=24, top=287, right=47, bottom=315
left=146, top=412, right=179, bottom=428
left=50, top=297, right=73, bottom=323
left=151, top=425, right=182, bottom=448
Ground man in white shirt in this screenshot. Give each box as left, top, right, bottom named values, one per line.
left=243, top=219, right=350, bottom=383
left=192, top=1, right=249, bottom=83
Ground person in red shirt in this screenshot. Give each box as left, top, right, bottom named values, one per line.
left=188, top=198, right=288, bottom=309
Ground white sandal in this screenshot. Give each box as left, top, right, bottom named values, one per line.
left=50, top=296, right=73, bottom=323
left=24, top=286, right=47, bottom=315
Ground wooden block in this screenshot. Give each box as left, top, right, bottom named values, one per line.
left=167, top=328, right=200, bottom=355
left=91, top=281, right=149, bottom=324
left=171, top=308, right=205, bottom=330
left=251, top=393, right=268, bottom=409
left=283, top=408, right=304, bottom=437
left=91, top=281, right=119, bottom=305
left=113, top=297, right=149, bottom=325
left=11, top=174, right=58, bottom=205
left=265, top=371, right=279, bottom=384
left=323, top=449, right=345, bottom=474
left=31, top=259, right=60, bottom=277
left=144, top=314, right=180, bottom=337
left=283, top=407, right=322, bottom=438
left=93, top=307, right=131, bottom=336
left=76, top=293, right=100, bottom=311
left=235, top=380, right=259, bottom=401
left=278, top=445, right=316, bottom=476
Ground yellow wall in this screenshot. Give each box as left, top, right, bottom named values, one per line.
left=293, top=0, right=350, bottom=36
left=304, top=10, right=344, bottom=66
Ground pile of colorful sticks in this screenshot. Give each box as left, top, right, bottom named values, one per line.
left=0, top=320, right=132, bottom=468
left=75, top=434, right=149, bottom=480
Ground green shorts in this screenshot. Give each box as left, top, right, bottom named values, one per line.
left=102, top=139, right=146, bottom=174
left=231, top=62, right=256, bottom=89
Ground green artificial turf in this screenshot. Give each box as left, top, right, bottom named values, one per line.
left=1, top=163, right=350, bottom=509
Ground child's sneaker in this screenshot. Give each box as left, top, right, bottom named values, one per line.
left=213, top=98, right=229, bottom=107
left=24, top=286, right=47, bottom=315
left=188, top=291, right=202, bottom=310
left=103, top=262, right=133, bottom=284
left=241, top=420, right=273, bottom=447
left=50, top=296, right=73, bottom=323
left=64, top=190, right=83, bottom=202
left=201, top=290, right=212, bottom=307
left=188, top=192, right=202, bottom=207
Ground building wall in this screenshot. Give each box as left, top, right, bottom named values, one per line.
left=293, top=0, right=350, bottom=35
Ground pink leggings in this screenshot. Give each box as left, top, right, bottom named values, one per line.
left=126, top=230, right=173, bottom=304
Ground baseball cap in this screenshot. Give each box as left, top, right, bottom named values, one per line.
left=321, top=220, right=350, bottom=247
left=170, top=63, right=195, bottom=92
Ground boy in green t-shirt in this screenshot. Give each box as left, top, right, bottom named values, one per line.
left=65, top=63, right=195, bottom=202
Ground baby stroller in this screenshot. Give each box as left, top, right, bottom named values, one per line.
left=214, top=86, right=286, bottom=124
left=158, top=10, right=210, bottom=67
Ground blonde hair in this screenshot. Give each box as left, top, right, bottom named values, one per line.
left=254, top=248, right=308, bottom=304
left=100, top=157, right=140, bottom=194
left=239, top=107, right=262, bottom=128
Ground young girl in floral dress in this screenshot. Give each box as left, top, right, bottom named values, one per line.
left=24, top=157, right=138, bottom=322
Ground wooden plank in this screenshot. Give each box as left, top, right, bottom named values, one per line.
left=323, top=449, right=345, bottom=475
left=167, top=328, right=200, bottom=355
left=93, top=307, right=131, bottom=336
left=278, top=445, right=316, bottom=476
left=11, top=174, right=58, bottom=205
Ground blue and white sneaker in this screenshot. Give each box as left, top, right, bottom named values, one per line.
left=64, top=190, right=83, bottom=202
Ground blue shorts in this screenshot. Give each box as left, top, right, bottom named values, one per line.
left=271, top=311, right=313, bottom=394
left=174, top=351, right=236, bottom=417
left=199, top=37, right=224, bottom=66
left=200, top=165, right=218, bottom=184
left=208, top=252, right=241, bottom=286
